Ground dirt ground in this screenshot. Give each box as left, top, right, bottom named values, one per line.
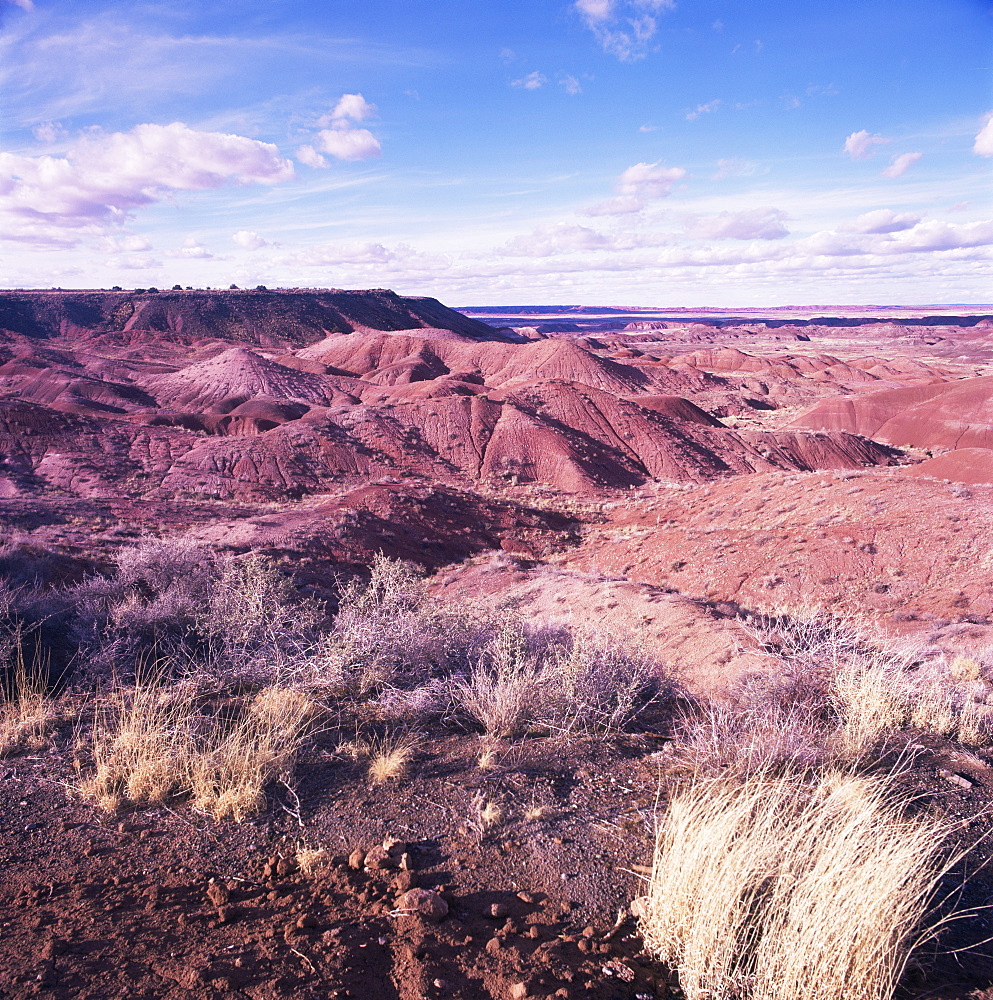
left=3, top=710, right=993, bottom=1000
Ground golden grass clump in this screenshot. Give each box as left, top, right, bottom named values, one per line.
left=638, top=771, right=952, bottom=1000
left=0, top=647, right=55, bottom=756
left=366, top=731, right=420, bottom=784
left=79, top=681, right=315, bottom=821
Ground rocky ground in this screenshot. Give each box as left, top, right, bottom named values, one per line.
left=2, top=289, right=993, bottom=999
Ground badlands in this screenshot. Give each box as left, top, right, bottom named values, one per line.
left=1, top=286, right=993, bottom=1000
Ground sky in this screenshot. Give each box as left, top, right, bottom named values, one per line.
left=1, top=0, right=991, bottom=306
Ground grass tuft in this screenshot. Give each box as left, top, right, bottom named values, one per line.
left=639, top=770, right=953, bottom=1000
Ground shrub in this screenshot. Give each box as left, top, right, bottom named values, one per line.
left=314, top=554, right=474, bottom=697
left=638, top=771, right=954, bottom=1000
left=453, top=619, right=661, bottom=737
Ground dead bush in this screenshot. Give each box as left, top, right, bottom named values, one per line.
left=314, top=554, right=479, bottom=697
left=639, top=770, right=956, bottom=1000
left=453, top=619, right=662, bottom=738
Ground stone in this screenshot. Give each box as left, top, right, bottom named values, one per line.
left=396, top=889, right=449, bottom=923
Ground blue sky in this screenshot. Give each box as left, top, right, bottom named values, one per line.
left=1, top=0, right=991, bottom=305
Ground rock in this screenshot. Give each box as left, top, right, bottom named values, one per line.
left=510, top=985, right=530, bottom=999
left=396, top=889, right=449, bottom=923
left=630, top=896, right=650, bottom=920
left=216, top=905, right=241, bottom=924
left=394, top=871, right=417, bottom=893
left=485, top=936, right=502, bottom=954
left=347, top=848, right=366, bottom=870
left=364, top=845, right=395, bottom=870
left=489, top=902, right=509, bottom=919
left=206, top=881, right=230, bottom=907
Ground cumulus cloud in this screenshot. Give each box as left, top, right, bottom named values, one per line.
left=511, top=71, right=547, bottom=90
left=575, top=0, right=676, bottom=61
left=232, top=230, right=271, bottom=250
left=314, top=127, right=382, bottom=162
left=295, top=144, right=327, bottom=169
left=881, top=151, right=921, bottom=178
left=973, top=114, right=993, bottom=157
left=0, top=122, right=294, bottom=245
left=686, top=99, right=721, bottom=121
left=850, top=209, right=920, bottom=234
left=325, top=93, right=376, bottom=124
left=687, top=207, right=789, bottom=241
left=304, top=92, right=382, bottom=165
left=843, top=130, right=891, bottom=160
left=586, top=159, right=685, bottom=216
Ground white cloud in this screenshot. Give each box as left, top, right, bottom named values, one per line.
left=31, top=121, right=66, bottom=144
left=575, top=0, right=676, bottom=61
left=10, top=0, right=34, bottom=10
left=850, top=209, right=920, bottom=234
left=687, top=207, right=789, bottom=241
left=560, top=74, right=583, bottom=95
left=327, top=93, right=376, bottom=123
left=973, top=113, right=993, bottom=157
left=686, top=99, right=721, bottom=121
left=638, top=123, right=659, bottom=133
left=586, top=159, right=685, bottom=216
left=0, top=122, right=294, bottom=245
left=617, top=160, right=685, bottom=198
left=499, top=48, right=516, bottom=63
left=504, top=223, right=612, bottom=257
left=511, top=71, right=547, bottom=90
left=295, top=144, right=327, bottom=169
left=843, top=130, right=892, bottom=160
left=232, top=230, right=270, bottom=250
left=585, top=195, right=645, bottom=216
left=712, top=158, right=757, bottom=180
left=314, top=126, right=382, bottom=162
left=304, top=92, right=382, bottom=164
left=881, top=152, right=921, bottom=178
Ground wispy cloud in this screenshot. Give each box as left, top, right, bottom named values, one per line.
left=712, top=158, right=757, bottom=180
left=574, top=0, right=676, bottom=62
left=559, top=74, right=583, bottom=95
left=686, top=99, right=721, bottom=121
left=843, top=129, right=891, bottom=160
left=511, top=71, right=547, bottom=90
left=686, top=207, right=789, bottom=240
left=881, top=151, right=921, bottom=178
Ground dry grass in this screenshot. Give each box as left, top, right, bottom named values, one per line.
left=295, top=846, right=329, bottom=874
left=468, top=792, right=503, bottom=841
left=638, top=771, right=953, bottom=1000
left=0, top=641, right=55, bottom=756
left=365, top=731, right=420, bottom=784
left=79, top=680, right=315, bottom=820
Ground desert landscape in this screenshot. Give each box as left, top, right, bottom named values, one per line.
left=1, top=286, right=993, bottom=999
